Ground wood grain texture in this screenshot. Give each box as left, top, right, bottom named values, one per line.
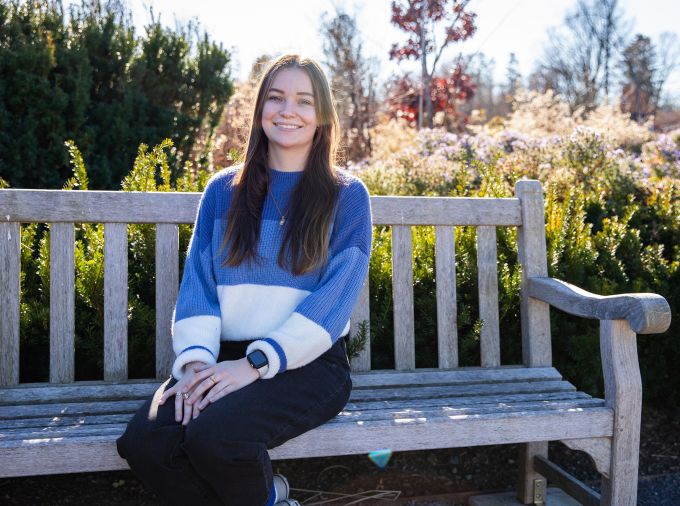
left=372, top=196, right=522, bottom=225
left=350, top=273, right=371, bottom=372
left=533, top=455, right=600, bottom=506
left=104, top=223, right=128, bottom=381
left=0, top=222, right=20, bottom=386
left=49, top=223, right=75, bottom=383
left=515, top=180, right=551, bottom=367
left=0, top=407, right=613, bottom=477
left=392, top=225, right=415, bottom=370
left=0, top=190, right=201, bottom=224
left=155, top=224, right=179, bottom=379
left=435, top=226, right=458, bottom=368
left=528, top=277, right=671, bottom=334
left=560, top=437, right=612, bottom=479
left=0, top=190, right=521, bottom=226
left=599, top=319, right=642, bottom=506
left=476, top=226, right=500, bottom=367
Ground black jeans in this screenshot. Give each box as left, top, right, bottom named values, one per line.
left=116, top=338, right=352, bottom=506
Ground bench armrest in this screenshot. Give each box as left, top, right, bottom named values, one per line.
left=527, top=277, right=671, bottom=334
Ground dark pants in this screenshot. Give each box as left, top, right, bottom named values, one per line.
left=116, top=338, right=352, bottom=506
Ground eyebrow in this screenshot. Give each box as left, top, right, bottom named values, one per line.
left=269, top=88, right=314, bottom=98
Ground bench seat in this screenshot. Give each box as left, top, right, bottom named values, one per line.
left=0, top=366, right=612, bottom=478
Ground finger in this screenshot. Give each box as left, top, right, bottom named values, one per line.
left=206, top=384, right=234, bottom=405
left=182, top=399, right=192, bottom=426
left=175, top=392, right=183, bottom=423
left=182, top=367, right=214, bottom=394
left=188, top=377, right=219, bottom=404
left=160, top=383, right=179, bottom=404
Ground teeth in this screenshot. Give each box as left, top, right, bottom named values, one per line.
left=276, top=124, right=302, bottom=129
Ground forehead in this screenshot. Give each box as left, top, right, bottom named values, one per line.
left=269, top=67, right=314, bottom=95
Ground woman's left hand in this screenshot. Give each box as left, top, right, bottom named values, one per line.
left=184, top=358, right=260, bottom=410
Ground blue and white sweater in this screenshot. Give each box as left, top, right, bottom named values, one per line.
left=171, top=166, right=372, bottom=380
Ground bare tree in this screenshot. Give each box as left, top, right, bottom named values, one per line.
left=320, top=8, right=378, bottom=162
left=531, top=0, right=628, bottom=111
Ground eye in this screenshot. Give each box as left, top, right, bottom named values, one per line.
left=268, top=95, right=282, bottom=101
left=300, top=99, right=313, bottom=106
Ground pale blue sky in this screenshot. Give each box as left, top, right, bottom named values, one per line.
left=63, top=0, right=680, bottom=97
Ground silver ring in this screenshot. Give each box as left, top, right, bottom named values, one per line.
left=182, top=392, right=190, bottom=400
left=210, top=375, right=218, bottom=385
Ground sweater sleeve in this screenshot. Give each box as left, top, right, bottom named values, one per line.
left=170, top=176, right=223, bottom=380
left=246, top=177, right=372, bottom=379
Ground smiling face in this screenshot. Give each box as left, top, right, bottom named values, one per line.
left=261, top=67, right=319, bottom=157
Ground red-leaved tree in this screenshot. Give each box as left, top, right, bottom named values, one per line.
left=386, top=67, right=475, bottom=129
left=389, top=0, right=476, bottom=128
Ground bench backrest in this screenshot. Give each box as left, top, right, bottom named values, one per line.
left=0, top=179, right=550, bottom=386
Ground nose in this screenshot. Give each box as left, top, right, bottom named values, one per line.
left=279, top=98, right=296, bottom=117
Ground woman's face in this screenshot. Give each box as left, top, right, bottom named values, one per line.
left=261, top=67, right=318, bottom=154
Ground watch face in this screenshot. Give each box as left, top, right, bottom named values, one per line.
left=248, top=350, right=268, bottom=369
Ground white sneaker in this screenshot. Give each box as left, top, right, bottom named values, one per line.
left=273, top=474, right=290, bottom=502
left=275, top=500, right=300, bottom=506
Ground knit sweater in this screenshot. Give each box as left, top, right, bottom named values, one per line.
left=171, top=166, right=372, bottom=380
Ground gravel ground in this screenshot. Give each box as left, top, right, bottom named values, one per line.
left=1, top=404, right=678, bottom=505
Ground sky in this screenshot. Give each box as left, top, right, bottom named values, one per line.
left=63, top=0, right=680, bottom=97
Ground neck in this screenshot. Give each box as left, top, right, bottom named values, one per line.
left=267, top=145, right=311, bottom=172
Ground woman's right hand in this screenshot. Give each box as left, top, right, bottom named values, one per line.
left=158, top=361, right=211, bottom=425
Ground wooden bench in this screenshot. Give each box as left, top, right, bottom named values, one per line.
left=0, top=180, right=671, bottom=505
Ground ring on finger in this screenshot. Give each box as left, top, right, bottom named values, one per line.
left=209, top=374, right=218, bottom=385
left=182, top=392, right=190, bottom=400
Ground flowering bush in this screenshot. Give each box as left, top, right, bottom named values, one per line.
left=354, top=120, right=679, bottom=405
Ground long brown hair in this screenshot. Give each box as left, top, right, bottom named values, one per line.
left=219, top=54, right=341, bottom=276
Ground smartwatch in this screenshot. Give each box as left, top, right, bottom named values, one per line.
left=246, top=350, right=269, bottom=377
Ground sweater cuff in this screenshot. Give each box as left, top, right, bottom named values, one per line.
left=172, top=346, right=216, bottom=380
left=246, top=338, right=286, bottom=379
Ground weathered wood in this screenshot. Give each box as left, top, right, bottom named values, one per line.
left=49, top=223, right=75, bottom=383
left=372, top=196, right=522, bottom=225
left=533, top=455, right=600, bottom=506
left=517, top=441, right=548, bottom=503
left=392, top=225, right=415, bottom=370
left=600, top=319, right=642, bottom=506
left=0, top=406, right=613, bottom=478
left=476, top=226, right=500, bottom=367
left=0, top=222, right=20, bottom=386
left=435, top=226, right=458, bottom=368
left=0, top=190, right=201, bottom=224
left=560, top=437, right=611, bottom=479
left=104, top=223, right=128, bottom=381
left=155, top=224, right=179, bottom=379
left=350, top=273, right=371, bottom=372
left=0, top=190, right=522, bottom=226
left=514, top=180, right=551, bottom=504
left=515, top=180, right=551, bottom=367
left=528, top=277, right=671, bottom=334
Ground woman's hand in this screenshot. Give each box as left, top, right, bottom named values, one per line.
left=159, top=361, right=213, bottom=425
left=183, top=358, right=260, bottom=411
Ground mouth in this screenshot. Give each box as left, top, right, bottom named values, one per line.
left=274, top=123, right=303, bottom=130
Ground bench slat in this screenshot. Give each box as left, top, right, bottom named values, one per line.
left=0, top=407, right=613, bottom=477
left=0, top=367, right=565, bottom=404
left=392, top=225, right=415, bottom=370
left=0, top=392, right=598, bottom=430
left=0, top=222, right=20, bottom=386
left=435, top=225, right=458, bottom=368
left=104, top=223, right=128, bottom=381
left=50, top=223, right=75, bottom=383
left=0, top=190, right=522, bottom=226
left=349, top=273, right=371, bottom=372
left=477, top=226, right=500, bottom=367
left=155, top=223, right=179, bottom=379
left=0, top=381, right=581, bottom=420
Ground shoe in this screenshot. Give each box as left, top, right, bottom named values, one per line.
left=273, top=474, right=290, bottom=501
left=275, top=500, right=300, bottom=506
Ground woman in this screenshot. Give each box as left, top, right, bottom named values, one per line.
left=116, top=53, right=372, bottom=506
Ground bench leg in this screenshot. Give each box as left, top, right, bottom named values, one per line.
left=599, top=320, right=642, bottom=506
left=517, top=441, right=548, bottom=504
